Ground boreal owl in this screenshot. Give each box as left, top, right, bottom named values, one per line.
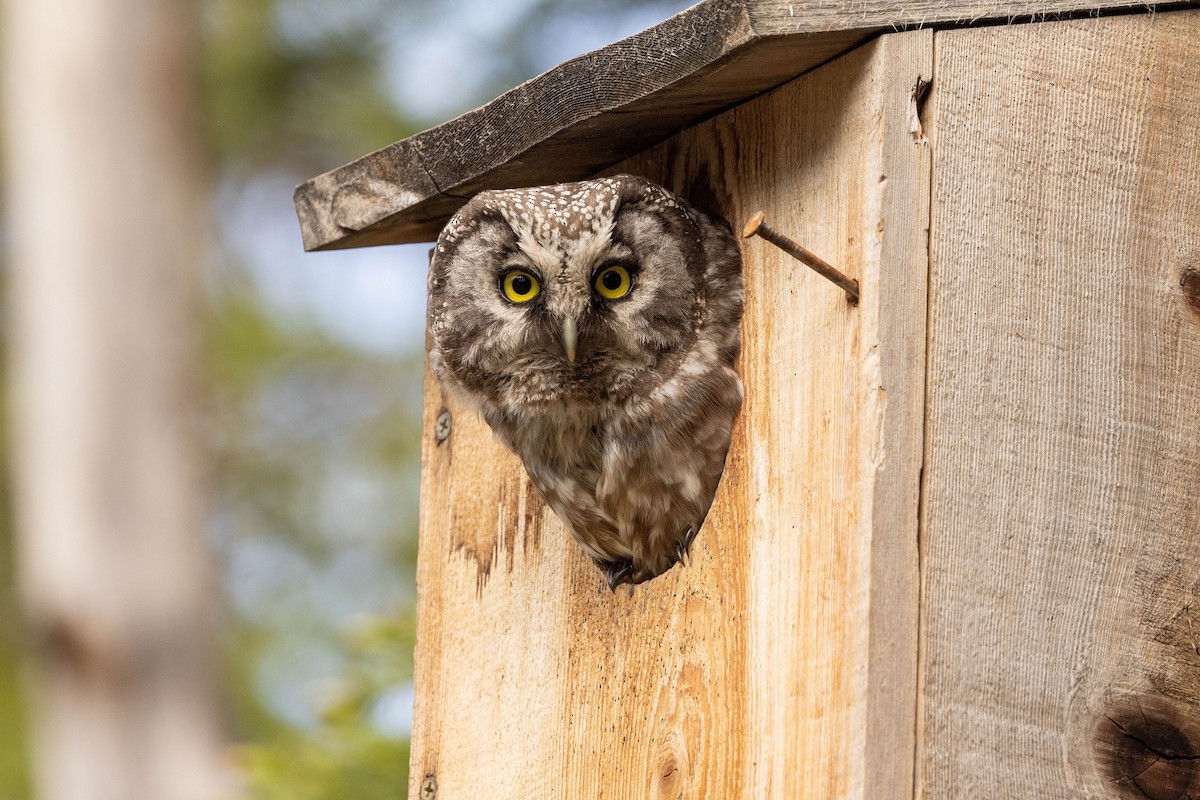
left=427, top=175, right=742, bottom=589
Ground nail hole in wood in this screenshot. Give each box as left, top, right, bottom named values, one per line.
left=1180, top=268, right=1200, bottom=316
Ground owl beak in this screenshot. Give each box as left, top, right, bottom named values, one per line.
left=561, top=316, right=578, bottom=363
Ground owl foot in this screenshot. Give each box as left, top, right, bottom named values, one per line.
left=604, top=560, right=635, bottom=592
left=675, top=526, right=698, bottom=565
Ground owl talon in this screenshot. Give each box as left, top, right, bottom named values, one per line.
left=681, top=527, right=700, bottom=566
left=604, top=561, right=634, bottom=592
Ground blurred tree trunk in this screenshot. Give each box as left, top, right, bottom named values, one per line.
left=3, top=0, right=231, bottom=798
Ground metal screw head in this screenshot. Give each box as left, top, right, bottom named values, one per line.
left=420, top=775, right=437, bottom=799
left=434, top=410, right=452, bottom=443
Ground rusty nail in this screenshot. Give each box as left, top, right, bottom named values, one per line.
left=421, top=775, right=438, bottom=800
left=742, top=211, right=860, bottom=303
left=434, top=410, right=452, bottom=443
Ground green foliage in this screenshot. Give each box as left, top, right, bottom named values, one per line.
left=240, top=734, right=410, bottom=800
left=224, top=606, right=417, bottom=798
left=203, top=284, right=422, bottom=794
left=201, top=0, right=413, bottom=170
left=0, top=278, right=29, bottom=798
left=204, top=287, right=424, bottom=556
left=235, top=615, right=414, bottom=800
left=0, top=615, right=30, bottom=800
left=199, top=0, right=428, bottom=789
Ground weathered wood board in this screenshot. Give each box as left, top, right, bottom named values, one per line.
left=919, top=10, right=1200, bottom=799
left=410, top=30, right=931, bottom=800
left=294, top=0, right=1200, bottom=250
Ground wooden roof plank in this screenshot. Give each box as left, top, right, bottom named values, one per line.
left=295, top=0, right=1197, bottom=249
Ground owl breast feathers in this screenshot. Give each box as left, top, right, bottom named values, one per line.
left=428, top=175, right=743, bottom=589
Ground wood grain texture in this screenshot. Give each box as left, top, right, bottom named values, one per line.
left=409, top=30, right=930, bottom=800
left=918, top=10, right=1200, bottom=799
left=293, top=0, right=1200, bottom=250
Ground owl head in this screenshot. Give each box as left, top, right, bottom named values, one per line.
left=427, top=175, right=736, bottom=414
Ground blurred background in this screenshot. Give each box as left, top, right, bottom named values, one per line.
left=0, top=0, right=692, bottom=798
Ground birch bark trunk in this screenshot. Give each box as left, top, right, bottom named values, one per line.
left=3, top=0, right=230, bottom=797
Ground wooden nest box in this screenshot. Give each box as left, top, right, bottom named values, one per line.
left=295, top=2, right=1200, bottom=797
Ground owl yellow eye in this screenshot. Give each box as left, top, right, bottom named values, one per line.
left=594, top=265, right=632, bottom=300
left=501, top=270, right=540, bottom=303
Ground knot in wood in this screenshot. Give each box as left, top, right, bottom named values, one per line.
left=1095, top=694, right=1199, bottom=800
